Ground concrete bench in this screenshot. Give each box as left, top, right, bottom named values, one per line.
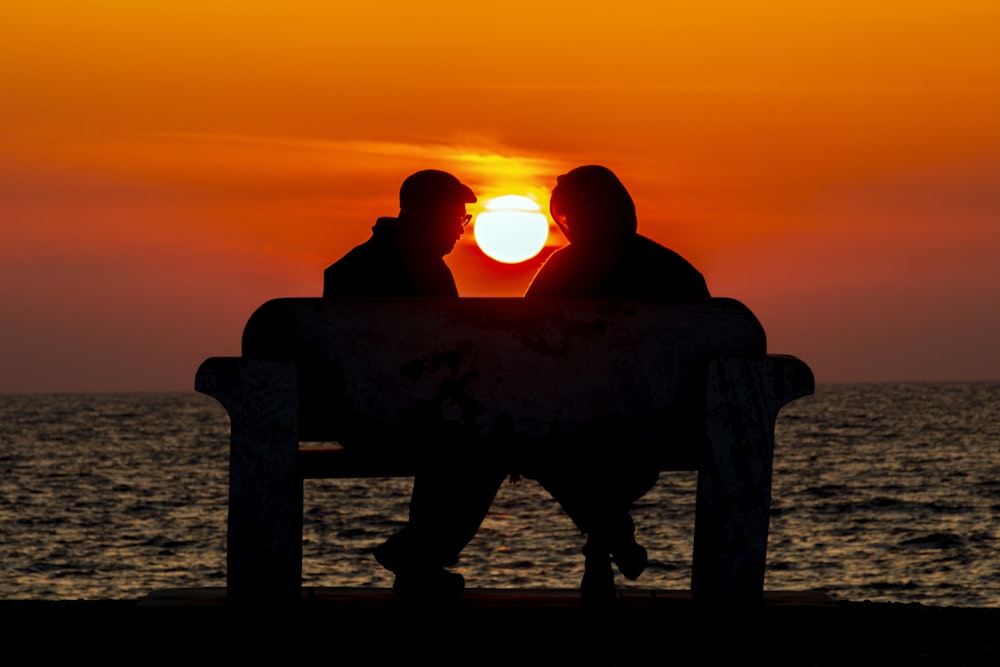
left=195, top=297, right=814, bottom=603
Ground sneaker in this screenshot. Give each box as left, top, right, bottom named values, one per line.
left=604, top=515, right=648, bottom=581
left=373, top=533, right=408, bottom=573
left=610, top=538, right=647, bottom=581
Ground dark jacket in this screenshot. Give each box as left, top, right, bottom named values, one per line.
left=525, top=234, right=709, bottom=299
left=323, top=217, right=458, bottom=297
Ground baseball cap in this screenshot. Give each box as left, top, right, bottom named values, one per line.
left=399, top=170, right=477, bottom=209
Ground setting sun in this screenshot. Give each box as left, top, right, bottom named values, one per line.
left=473, top=195, right=550, bottom=264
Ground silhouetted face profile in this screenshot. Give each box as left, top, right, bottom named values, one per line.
left=549, top=165, right=638, bottom=255
left=397, top=170, right=476, bottom=258
left=402, top=202, right=472, bottom=257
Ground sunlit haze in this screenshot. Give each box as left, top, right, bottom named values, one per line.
left=2, top=2, right=999, bottom=391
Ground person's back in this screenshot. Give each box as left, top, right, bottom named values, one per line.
left=324, top=218, right=459, bottom=297
left=525, top=233, right=707, bottom=299
left=524, top=164, right=710, bottom=603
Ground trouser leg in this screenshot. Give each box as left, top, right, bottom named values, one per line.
left=531, top=460, right=656, bottom=587
left=531, top=460, right=658, bottom=536
left=375, top=461, right=508, bottom=572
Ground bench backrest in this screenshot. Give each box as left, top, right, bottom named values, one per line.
left=241, top=297, right=766, bottom=469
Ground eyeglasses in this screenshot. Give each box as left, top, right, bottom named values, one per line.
left=460, top=213, right=472, bottom=227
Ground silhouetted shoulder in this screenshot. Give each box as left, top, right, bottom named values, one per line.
left=323, top=218, right=458, bottom=298
left=523, top=244, right=581, bottom=297
left=622, top=235, right=709, bottom=299
left=525, top=234, right=709, bottom=299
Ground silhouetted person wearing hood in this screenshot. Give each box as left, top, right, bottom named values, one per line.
left=525, top=165, right=710, bottom=602
left=324, top=170, right=506, bottom=597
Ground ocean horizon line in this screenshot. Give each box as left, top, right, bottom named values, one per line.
left=3, top=377, right=1000, bottom=396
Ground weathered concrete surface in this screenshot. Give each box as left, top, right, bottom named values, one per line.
left=693, top=354, right=815, bottom=600
left=239, top=297, right=768, bottom=450
left=195, top=357, right=302, bottom=600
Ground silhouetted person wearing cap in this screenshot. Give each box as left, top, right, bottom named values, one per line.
left=324, top=169, right=506, bottom=597
left=525, top=165, right=710, bottom=603
left=324, top=169, right=474, bottom=298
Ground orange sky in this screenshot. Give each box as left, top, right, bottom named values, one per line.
left=2, top=2, right=999, bottom=391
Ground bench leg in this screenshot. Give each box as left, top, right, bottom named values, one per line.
left=692, top=355, right=812, bottom=602
left=197, top=357, right=302, bottom=602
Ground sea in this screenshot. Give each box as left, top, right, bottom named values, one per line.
left=1, top=382, right=998, bottom=607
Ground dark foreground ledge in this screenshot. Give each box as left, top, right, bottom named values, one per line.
left=3, top=588, right=997, bottom=665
